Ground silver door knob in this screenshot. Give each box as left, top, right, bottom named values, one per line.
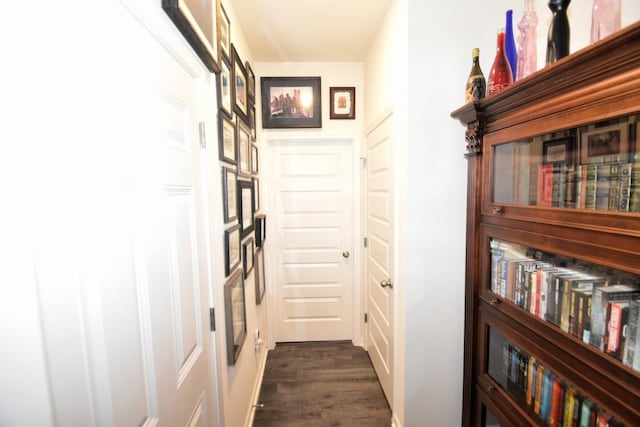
left=380, top=279, right=393, bottom=289
left=342, top=251, right=350, bottom=258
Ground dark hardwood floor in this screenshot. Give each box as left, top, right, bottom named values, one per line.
left=253, top=341, right=392, bottom=427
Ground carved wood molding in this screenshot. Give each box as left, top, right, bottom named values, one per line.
left=464, top=121, right=482, bottom=157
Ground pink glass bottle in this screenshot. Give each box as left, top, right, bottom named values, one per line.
left=516, top=0, right=538, bottom=80
left=487, top=28, right=513, bottom=96
left=590, top=0, right=621, bottom=43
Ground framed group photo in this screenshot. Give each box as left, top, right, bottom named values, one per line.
left=261, top=76, right=322, bottom=129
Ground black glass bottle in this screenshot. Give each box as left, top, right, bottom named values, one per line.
left=546, top=0, right=571, bottom=65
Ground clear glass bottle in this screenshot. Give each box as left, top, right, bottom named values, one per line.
left=465, top=48, right=486, bottom=103
left=488, top=29, right=513, bottom=96
left=505, top=10, right=518, bottom=80
left=517, top=0, right=538, bottom=80
left=590, top=0, right=621, bottom=43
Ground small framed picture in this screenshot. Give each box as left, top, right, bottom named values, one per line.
left=580, top=123, right=629, bottom=164
left=254, top=213, right=266, bottom=248
left=251, top=144, right=259, bottom=175
left=261, top=76, right=322, bottom=128
left=329, top=87, right=356, bottom=120
left=242, top=237, right=255, bottom=279
left=248, top=104, right=257, bottom=141
left=255, top=248, right=265, bottom=305
left=237, top=179, right=255, bottom=238
left=217, top=3, right=231, bottom=62
left=252, top=178, right=260, bottom=212
left=218, top=112, right=236, bottom=164
left=217, top=56, right=233, bottom=118
left=221, top=167, right=237, bottom=224
left=224, top=268, right=246, bottom=365
left=246, top=61, right=256, bottom=103
left=236, top=118, right=251, bottom=178
left=232, top=45, right=249, bottom=123
left=224, top=223, right=241, bottom=276
left=543, top=136, right=574, bottom=164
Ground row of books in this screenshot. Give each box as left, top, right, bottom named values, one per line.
left=502, top=343, right=622, bottom=426
left=490, top=240, right=640, bottom=370
left=535, top=161, right=640, bottom=212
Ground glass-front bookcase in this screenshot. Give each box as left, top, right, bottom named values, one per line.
left=452, top=22, right=640, bottom=427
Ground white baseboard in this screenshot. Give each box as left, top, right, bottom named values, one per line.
left=244, top=346, right=269, bottom=427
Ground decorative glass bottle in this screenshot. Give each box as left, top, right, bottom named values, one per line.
left=465, top=48, right=486, bottom=103
left=516, top=0, right=538, bottom=80
left=505, top=10, right=518, bottom=81
left=487, top=29, right=513, bottom=96
left=546, top=0, right=571, bottom=65
left=590, top=0, right=621, bottom=43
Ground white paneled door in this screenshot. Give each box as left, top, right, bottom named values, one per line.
left=271, top=140, right=354, bottom=342
left=365, top=114, right=395, bottom=404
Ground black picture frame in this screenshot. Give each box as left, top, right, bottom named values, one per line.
left=217, top=3, right=231, bottom=63
left=255, top=248, right=265, bottom=305
left=224, top=268, right=246, bottom=365
left=254, top=213, right=266, bottom=248
left=236, top=118, right=252, bottom=178
left=543, top=136, right=574, bottom=164
left=246, top=61, right=256, bottom=102
left=329, top=87, right=356, bottom=120
left=261, top=76, right=322, bottom=128
left=251, top=144, right=259, bottom=175
left=252, top=177, right=260, bottom=212
left=237, top=179, right=255, bottom=238
left=218, top=112, right=236, bottom=164
left=221, top=167, right=237, bottom=224
left=217, top=55, right=233, bottom=118
left=579, top=123, right=629, bottom=164
left=248, top=104, right=257, bottom=141
left=162, top=0, right=220, bottom=73
left=242, top=237, right=255, bottom=279
left=232, top=45, right=249, bottom=124
left=224, top=224, right=241, bottom=276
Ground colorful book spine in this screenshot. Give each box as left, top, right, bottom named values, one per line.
left=608, top=163, right=621, bottom=211
left=623, top=299, right=640, bottom=370
left=595, top=163, right=612, bottom=211
left=618, top=162, right=632, bottom=211
left=585, top=164, right=598, bottom=210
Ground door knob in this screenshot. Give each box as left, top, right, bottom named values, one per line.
left=342, top=251, right=350, bottom=258
left=380, top=279, right=393, bottom=289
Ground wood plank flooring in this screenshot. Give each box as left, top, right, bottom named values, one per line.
left=253, top=341, right=391, bottom=427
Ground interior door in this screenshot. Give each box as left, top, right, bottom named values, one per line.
left=365, top=114, right=395, bottom=404
left=271, top=140, right=354, bottom=342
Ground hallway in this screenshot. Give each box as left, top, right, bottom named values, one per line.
left=253, top=341, right=391, bottom=426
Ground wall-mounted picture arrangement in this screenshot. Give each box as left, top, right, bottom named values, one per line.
left=261, top=76, right=322, bottom=129
left=162, top=0, right=220, bottom=73
left=218, top=56, right=233, bottom=118
left=232, top=45, right=249, bottom=123
left=224, top=268, right=246, bottom=365
left=217, top=3, right=231, bottom=62
left=242, top=237, right=255, bottom=279
left=255, top=248, right=265, bottom=304
left=237, top=119, right=252, bottom=178
left=580, top=123, right=629, bottom=164
left=329, top=86, right=356, bottom=120
left=224, top=223, right=241, bottom=276
left=222, top=167, right=237, bottom=224
left=219, top=113, right=236, bottom=164
left=238, top=179, right=255, bottom=238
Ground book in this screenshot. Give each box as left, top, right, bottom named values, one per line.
left=590, top=284, right=640, bottom=351
left=563, top=387, right=576, bottom=427
left=617, top=162, right=632, bottom=211
left=575, top=164, right=588, bottom=209
left=549, top=377, right=565, bottom=426
left=571, top=287, right=593, bottom=341
left=552, top=163, right=568, bottom=207
left=534, top=363, right=544, bottom=415
left=607, top=301, right=630, bottom=360
left=623, top=299, right=640, bottom=370
left=585, top=164, right=598, bottom=210
left=538, top=163, right=555, bottom=207
left=565, top=163, right=576, bottom=208
left=539, top=370, right=553, bottom=422
left=608, top=163, right=621, bottom=211
left=630, top=160, right=640, bottom=212
left=595, top=163, right=612, bottom=211
left=579, top=399, right=593, bottom=427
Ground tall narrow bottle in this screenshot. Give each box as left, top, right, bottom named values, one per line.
left=465, top=48, right=486, bottom=103
left=488, top=29, right=513, bottom=96
left=517, top=0, right=538, bottom=80
left=546, top=0, right=571, bottom=65
left=505, top=10, right=518, bottom=80
left=590, top=0, right=621, bottom=43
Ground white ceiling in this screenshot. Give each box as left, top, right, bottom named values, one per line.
left=228, top=0, right=394, bottom=62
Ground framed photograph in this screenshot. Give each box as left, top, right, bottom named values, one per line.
left=254, top=213, right=266, bottom=248
left=255, top=248, right=265, bottom=305
left=246, top=62, right=256, bottom=103
left=217, top=3, right=231, bottom=62
left=221, top=166, right=237, bottom=223
left=251, top=144, right=259, bottom=175
left=248, top=104, right=257, bottom=141
left=261, top=76, right=322, bottom=129
left=329, top=87, right=356, bottom=120
left=223, top=268, right=246, bottom=365
left=224, top=224, right=241, bottom=276
left=236, top=118, right=251, bottom=178
left=232, top=45, right=249, bottom=123
left=543, top=136, right=574, bottom=164
left=162, top=0, right=220, bottom=73
left=242, top=237, right=255, bottom=279
left=217, top=56, right=233, bottom=118
left=252, top=178, right=260, bottom=212
left=237, top=179, right=255, bottom=238
left=218, top=112, right=236, bottom=164
left=580, top=123, right=630, bottom=164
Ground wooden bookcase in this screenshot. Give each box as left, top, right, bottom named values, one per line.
left=451, top=22, right=640, bottom=427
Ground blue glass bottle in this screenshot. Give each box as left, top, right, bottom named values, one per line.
left=505, top=9, right=518, bottom=80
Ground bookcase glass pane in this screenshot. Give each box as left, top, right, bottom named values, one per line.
left=491, top=113, right=639, bottom=211
left=484, top=407, right=501, bottom=427
left=487, top=326, right=624, bottom=426
left=490, top=238, right=640, bottom=372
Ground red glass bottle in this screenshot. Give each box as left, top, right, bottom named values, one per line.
left=487, top=28, right=514, bottom=95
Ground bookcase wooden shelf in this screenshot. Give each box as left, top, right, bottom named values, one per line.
left=451, top=22, right=640, bottom=427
